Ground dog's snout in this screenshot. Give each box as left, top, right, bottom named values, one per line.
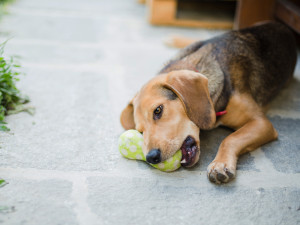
left=146, top=149, right=161, bottom=164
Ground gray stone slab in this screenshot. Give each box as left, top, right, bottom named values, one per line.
left=117, top=45, right=177, bottom=89
left=1, top=3, right=226, bottom=46
left=10, top=0, right=146, bottom=16
left=0, top=0, right=299, bottom=225
left=2, top=41, right=104, bottom=64
left=0, top=68, right=119, bottom=171
left=268, top=77, right=300, bottom=112
left=0, top=13, right=104, bottom=42
left=262, top=116, right=300, bottom=173
left=87, top=176, right=300, bottom=225
left=0, top=179, right=77, bottom=225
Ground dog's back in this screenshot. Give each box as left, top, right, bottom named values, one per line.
left=213, top=22, right=297, bottom=105
left=161, top=22, right=297, bottom=107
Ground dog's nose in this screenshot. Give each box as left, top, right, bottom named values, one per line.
left=146, top=149, right=161, bottom=164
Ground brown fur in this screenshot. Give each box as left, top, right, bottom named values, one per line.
left=120, top=22, right=297, bottom=184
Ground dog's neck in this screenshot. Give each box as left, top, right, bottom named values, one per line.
left=195, top=65, right=224, bottom=106
left=160, top=44, right=229, bottom=112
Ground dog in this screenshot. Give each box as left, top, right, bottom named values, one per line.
left=120, top=22, right=297, bottom=184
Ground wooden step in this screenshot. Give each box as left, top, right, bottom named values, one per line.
left=148, top=0, right=235, bottom=29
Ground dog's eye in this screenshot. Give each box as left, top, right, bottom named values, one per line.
left=153, top=105, right=163, bottom=120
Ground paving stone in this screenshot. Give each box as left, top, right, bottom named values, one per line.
left=262, top=116, right=300, bottom=173
left=10, top=0, right=146, bottom=16
left=267, top=77, right=300, bottom=112
left=117, top=45, right=177, bottom=90
left=0, top=179, right=77, bottom=225
left=2, top=40, right=104, bottom=64
left=0, top=0, right=299, bottom=224
left=0, top=68, right=118, bottom=171
left=87, top=176, right=300, bottom=225
left=0, top=13, right=104, bottom=42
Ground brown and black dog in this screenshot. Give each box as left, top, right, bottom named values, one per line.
left=120, top=22, right=297, bottom=184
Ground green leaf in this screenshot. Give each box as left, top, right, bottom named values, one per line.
left=0, top=206, right=15, bottom=214
left=0, top=179, right=7, bottom=187
left=0, top=41, right=29, bottom=131
left=7, top=104, right=35, bottom=116
left=0, top=125, right=10, bottom=131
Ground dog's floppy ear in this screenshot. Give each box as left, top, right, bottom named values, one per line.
left=120, top=99, right=136, bottom=130
left=163, top=70, right=216, bottom=130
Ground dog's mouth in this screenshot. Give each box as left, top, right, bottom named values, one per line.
left=180, top=136, right=198, bottom=167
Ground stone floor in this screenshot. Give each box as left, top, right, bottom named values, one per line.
left=0, top=0, right=299, bottom=224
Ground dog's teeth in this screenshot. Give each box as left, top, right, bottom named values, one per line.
left=181, top=159, right=186, bottom=163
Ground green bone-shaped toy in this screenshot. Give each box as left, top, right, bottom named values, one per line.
left=118, top=130, right=182, bottom=172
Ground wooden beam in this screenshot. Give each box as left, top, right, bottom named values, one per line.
left=149, top=0, right=177, bottom=25
left=148, top=0, right=233, bottom=29
left=275, top=0, right=300, bottom=34
left=234, top=0, right=275, bottom=29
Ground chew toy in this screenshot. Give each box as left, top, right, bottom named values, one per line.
left=118, top=130, right=182, bottom=172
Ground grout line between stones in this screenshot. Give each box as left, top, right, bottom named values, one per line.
left=71, top=177, right=100, bottom=225
left=1, top=167, right=300, bottom=189
left=267, top=109, right=300, bottom=120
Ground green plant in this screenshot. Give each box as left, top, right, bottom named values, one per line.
left=0, top=179, right=6, bottom=187
left=0, top=42, right=29, bottom=131
left=0, top=0, right=13, bottom=6
left=0, top=0, right=15, bottom=21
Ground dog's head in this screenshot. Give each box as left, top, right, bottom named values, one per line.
left=120, top=70, right=216, bottom=167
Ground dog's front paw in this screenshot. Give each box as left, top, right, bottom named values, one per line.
left=207, top=161, right=236, bottom=184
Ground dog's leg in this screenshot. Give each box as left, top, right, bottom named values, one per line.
left=164, top=36, right=198, bottom=48
left=207, top=94, right=278, bottom=184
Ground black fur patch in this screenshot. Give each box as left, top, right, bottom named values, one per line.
left=159, top=22, right=297, bottom=107
left=161, top=87, right=177, bottom=100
